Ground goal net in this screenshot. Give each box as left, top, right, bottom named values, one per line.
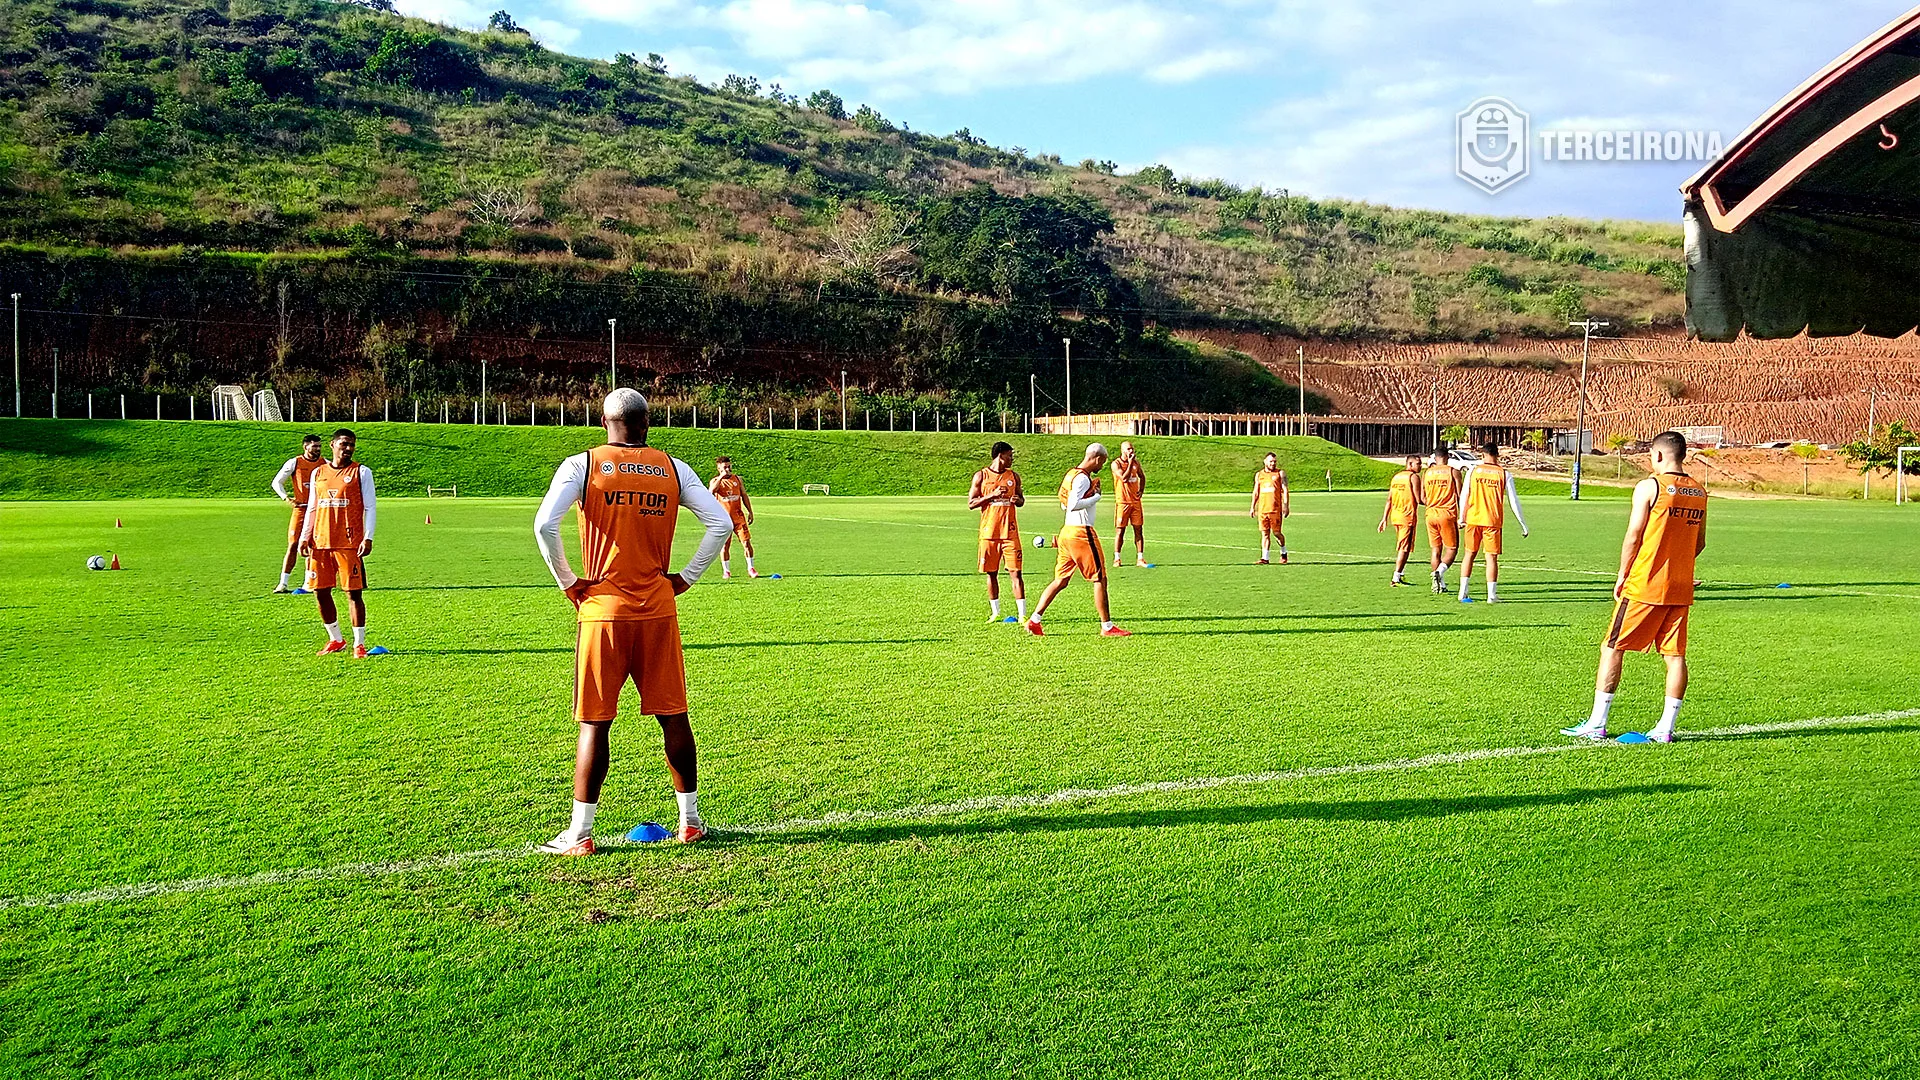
left=252, top=388, right=284, bottom=423
left=426, top=485, right=459, bottom=498
left=212, top=385, right=255, bottom=421
left=801, top=483, right=830, bottom=495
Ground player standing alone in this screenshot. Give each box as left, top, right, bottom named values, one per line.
left=968, top=442, right=1027, bottom=623
left=298, top=429, right=380, bottom=657
left=1562, top=432, right=1707, bottom=743
left=1422, top=450, right=1462, bottom=593
left=1111, top=441, right=1148, bottom=567
left=271, top=433, right=324, bottom=594
left=1457, top=443, right=1528, bottom=603
left=533, top=389, right=733, bottom=853
left=709, top=457, right=757, bottom=579
left=1378, top=455, right=1423, bottom=586
left=1251, top=452, right=1290, bottom=564
left=1027, top=443, right=1130, bottom=637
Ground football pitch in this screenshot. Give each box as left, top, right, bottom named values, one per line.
left=3, top=491, right=1918, bottom=1077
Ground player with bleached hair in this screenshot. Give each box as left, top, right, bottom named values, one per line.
left=532, top=387, right=734, bottom=853
left=1026, top=443, right=1130, bottom=637
left=1456, top=442, right=1528, bottom=602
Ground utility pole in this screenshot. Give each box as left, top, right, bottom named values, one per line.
left=1030, top=374, right=1036, bottom=434
left=480, top=358, right=488, bottom=424
left=1063, top=337, right=1073, bottom=436
left=1866, top=388, right=1877, bottom=499
left=608, top=318, right=618, bottom=390
left=840, top=370, right=847, bottom=430
left=1430, top=370, right=1438, bottom=452
left=10, top=293, right=19, bottom=419
left=1297, top=345, right=1306, bottom=437
left=1567, top=318, right=1610, bottom=501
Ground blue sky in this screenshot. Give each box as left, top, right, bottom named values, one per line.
left=398, top=0, right=1908, bottom=221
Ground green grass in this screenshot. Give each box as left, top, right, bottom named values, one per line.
left=1, top=489, right=1917, bottom=1077
left=0, top=419, right=1397, bottom=498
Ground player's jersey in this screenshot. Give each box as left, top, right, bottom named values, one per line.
left=1463, top=463, right=1507, bottom=527
left=710, top=474, right=748, bottom=523
left=1254, top=468, right=1286, bottom=514
left=1387, top=471, right=1419, bottom=526
left=309, top=462, right=368, bottom=549
left=576, top=444, right=681, bottom=621
left=288, top=456, right=323, bottom=506
left=1112, top=458, right=1144, bottom=507
left=1422, top=465, right=1460, bottom=515
left=976, top=467, right=1020, bottom=539
left=1059, top=467, right=1101, bottom=507
left=1623, top=471, right=1708, bottom=606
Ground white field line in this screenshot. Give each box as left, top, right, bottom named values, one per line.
left=4, top=708, right=1914, bottom=913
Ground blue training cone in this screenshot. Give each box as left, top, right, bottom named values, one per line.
left=1615, top=731, right=1652, bottom=744
left=769, top=573, right=782, bottom=579
left=626, top=822, right=673, bottom=843
left=1776, top=583, right=1792, bottom=589
left=365, top=645, right=391, bottom=656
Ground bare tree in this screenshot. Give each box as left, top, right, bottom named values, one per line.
left=467, top=183, right=540, bottom=229
left=821, top=204, right=917, bottom=287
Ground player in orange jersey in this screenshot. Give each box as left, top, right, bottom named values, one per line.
left=1027, top=443, right=1130, bottom=637
left=1456, top=443, right=1528, bottom=602
left=968, top=441, right=1027, bottom=623
left=1110, top=441, right=1148, bottom=567
left=1250, top=452, right=1290, bottom=564
left=1562, top=432, right=1708, bottom=743
left=297, top=429, right=380, bottom=657
left=271, top=433, right=325, bottom=594
left=709, top=456, right=756, bottom=579
left=1422, top=450, right=1462, bottom=593
left=533, top=388, right=734, bottom=853
left=1377, top=455, right=1423, bottom=586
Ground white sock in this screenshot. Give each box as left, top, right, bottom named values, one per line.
left=279, top=571, right=291, bottom=588
left=1100, top=620, right=1115, bottom=631
left=1487, top=581, right=1499, bottom=601
left=676, top=789, right=700, bottom=826
left=1028, top=610, right=1042, bottom=624
left=990, top=598, right=1001, bottom=618
left=1458, top=578, right=1471, bottom=598
left=746, top=556, right=755, bottom=571
left=1590, top=691, right=1615, bottom=727
left=1656, top=697, right=1683, bottom=734
left=1261, top=543, right=1271, bottom=559
left=1440, top=561, right=1452, bottom=575
left=353, top=625, right=366, bottom=647
left=1016, top=598, right=1028, bottom=620
left=1392, top=571, right=1404, bottom=583
left=325, top=621, right=343, bottom=643
left=1279, top=546, right=1288, bottom=556
left=569, top=799, right=597, bottom=840
left=721, top=558, right=730, bottom=575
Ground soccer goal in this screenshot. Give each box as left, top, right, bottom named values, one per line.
left=1898, top=446, right=1920, bottom=504
left=251, top=388, right=284, bottom=423
left=801, top=483, right=830, bottom=496
left=212, top=385, right=255, bottom=421
left=426, top=485, right=459, bottom=498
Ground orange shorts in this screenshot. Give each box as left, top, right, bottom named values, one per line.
left=305, top=549, right=366, bottom=592
left=287, top=506, right=307, bottom=545
left=1605, top=600, right=1689, bottom=656
left=1115, top=502, right=1142, bottom=528
left=575, top=618, right=689, bottom=720
left=1393, top=522, right=1416, bottom=554
left=728, top=518, right=751, bottom=543
left=1257, top=511, right=1285, bottom=534
left=979, top=537, right=1023, bottom=574
left=1462, top=523, right=1502, bottom=555
left=1053, top=527, right=1107, bottom=582
left=1426, top=514, right=1459, bottom=551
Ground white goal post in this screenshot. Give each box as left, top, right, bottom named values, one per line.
left=252, top=388, right=284, bottom=423
left=426, top=485, right=459, bottom=498
left=212, top=385, right=255, bottom=421
left=1898, top=447, right=1920, bottom=504
left=801, top=483, right=830, bottom=496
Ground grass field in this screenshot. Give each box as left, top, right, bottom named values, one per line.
left=3, top=482, right=1917, bottom=1077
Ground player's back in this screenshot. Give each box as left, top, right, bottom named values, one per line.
left=978, top=468, right=1020, bottom=538
left=1463, top=464, right=1506, bottom=527
left=1059, top=467, right=1100, bottom=526
left=1388, top=471, right=1418, bottom=523
left=577, top=445, right=681, bottom=620
left=1624, top=472, right=1708, bottom=605
left=1423, top=466, right=1459, bottom=513
left=291, top=457, right=323, bottom=504
left=310, top=461, right=366, bottom=548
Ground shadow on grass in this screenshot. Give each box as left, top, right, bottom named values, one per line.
left=756, top=783, right=1710, bottom=846
left=1124, top=611, right=1447, bottom=623
left=410, top=637, right=947, bottom=655
left=382, top=584, right=553, bottom=591
left=1685, top=723, right=1920, bottom=742
left=1149, top=622, right=1565, bottom=637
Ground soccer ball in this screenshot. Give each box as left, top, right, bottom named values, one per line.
left=1032, top=534, right=1047, bottom=548
left=86, top=555, right=106, bottom=571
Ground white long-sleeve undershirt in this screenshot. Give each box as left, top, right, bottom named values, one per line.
left=298, top=465, right=376, bottom=544
left=533, top=452, right=732, bottom=590
left=1063, top=471, right=1101, bottom=527
left=271, top=457, right=298, bottom=501
left=1458, top=470, right=1528, bottom=534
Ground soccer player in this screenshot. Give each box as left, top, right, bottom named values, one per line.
left=968, top=442, right=1027, bottom=623
left=1377, top=455, right=1423, bottom=586
left=271, top=433, right=325, bottom=594
left=1562, top=431, right=1707, bottom=743
left=709, top=456, right=756, bottom=579
left=1111, top=440, right=1147, bottom=567
left=297, top=429, right=378, bottom=657
left=1026, top=443, right=1130, bottom=637
left=1423, top=450, right=1462, bottom=592
left=1456, top=443, right=1528, bottom=602
left=1250, top=452, right=1289, bottom=564
left=533, top=388, right=733, bottom=853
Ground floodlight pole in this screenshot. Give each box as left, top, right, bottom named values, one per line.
left=10, top=293, right=19, bottom=419
left=608, top=318, right=618, bottom=389
left=1567, top=319, right=1609, bottom=500
left=1063, top=337, right=1072, bottom=435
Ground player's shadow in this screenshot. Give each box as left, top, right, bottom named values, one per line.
left=1126, top=611, right=1447, bottom=623
left=1150, top=622, right=1563, bottom=637
left=382, top=584, right=553, bottom=591
left=685, top=637, right=945, bottom=650
left=765, top=783, right=1708, bottom=846
left=801, top=572, right=980, bottom=578
left=408, top=646, right=572, bottom=654
left=1683, top=722, right=1920, bottom=742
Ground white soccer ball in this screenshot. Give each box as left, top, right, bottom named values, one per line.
left=1032, top=534, right=1047, bottom=548
left=86, top=555, right=106, bottom=571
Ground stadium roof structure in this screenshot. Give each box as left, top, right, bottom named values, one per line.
left=1684, top=5, right=1920, bottom=340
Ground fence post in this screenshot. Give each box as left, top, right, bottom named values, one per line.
left=866, top=409, right=871, bottom=430
left=693, top=405, right=698, bottom=427
left=352, top=397, right=357, bottom=423
left=560, top=401, right=565, bottom=426
left=816, top=407, right=821, bottom=429
left=154, top=394, right=159, bottom=419
left=890, top=410, right=895, bottom=431
left=912, top=411, right=917, bottom=431
left=87, top=394, right=92, bottom=419
left=793, top=405, right=798, bottom=428
left=120, top=394, right=125, bottom=419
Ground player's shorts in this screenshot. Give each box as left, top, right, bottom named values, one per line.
left=1425, top=513, right=1459, bottom=551
left=979, top=536, right=1023, bottom=574
left=1258, top=511, right=1285, bottom=534
left=1393, top=522, right=1416, bottom=554
left=287, top=506, right=307, bottom=544
left=1053, top=527, right=1107, bottom=582
left=1605, top=600, right=1689, bottom=656
left=1114, top=502, right=1143, bottom=528
left=1462, top=523, right=1503, bottom=555
left=305, top=549, right=366, bottom=592
left=575, top=617, right=689, bottom=720
left=729, top=517, right=751, bottom=542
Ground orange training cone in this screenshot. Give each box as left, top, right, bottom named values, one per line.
left=109, top=553, right=120, bottom=570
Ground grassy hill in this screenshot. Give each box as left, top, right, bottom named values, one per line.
left=0, top=419, right=1400, bottom=499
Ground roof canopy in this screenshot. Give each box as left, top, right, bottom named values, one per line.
left=1684, top=6, right=1920, bottom=340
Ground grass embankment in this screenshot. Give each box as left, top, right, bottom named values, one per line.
left=0, top=419, right=1397, bottom=499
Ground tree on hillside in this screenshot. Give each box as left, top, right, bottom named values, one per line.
left=853, top=104, right=893, bottom=133
left=823, top=204, right=918, bottom=288
left=1135, top=164, right=1177, bottom=192
left=914, top=184, right=1140, bottom=333
left=363, top=29, right=483, bottom=92
left=645, top=53, right=668, bottom=74
left=806, top=89, right=846, bottom=119
left=488, top=10, right=528, bottom=34
left=720, top=74, right=760, bottom=97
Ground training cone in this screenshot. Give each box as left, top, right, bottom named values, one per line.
left=109, top=553, right=120, bottom=570
left=115, top=518, right=122, bottom=528
left=626, top=822, right=673, bottom=843
left=425, top=515, right=432, bottom=525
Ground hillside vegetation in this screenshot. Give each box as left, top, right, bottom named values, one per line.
left=0, top=0, right=1686, bottom=409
